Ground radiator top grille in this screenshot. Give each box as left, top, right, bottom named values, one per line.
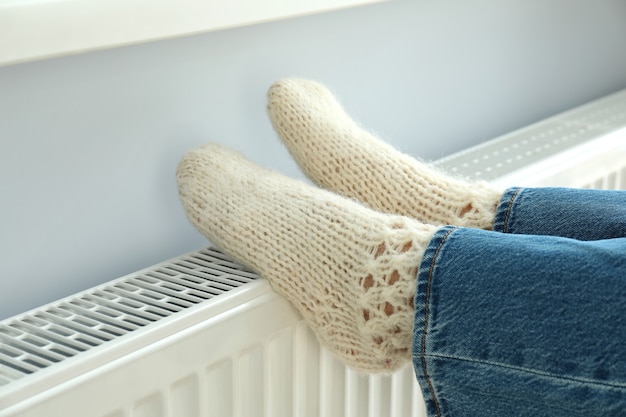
left=434, top=89, right=626, bottom=179
left=0, top=248, right=258, bottom=386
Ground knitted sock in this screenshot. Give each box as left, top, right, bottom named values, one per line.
left=267, top=78, right=503, bottom=229
left=177, top=143, right=438, bottom=373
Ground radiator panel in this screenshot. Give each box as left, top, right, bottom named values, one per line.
left=1, top=288, right=425, bottom=417
left=1, top=88, right=626, bottom=417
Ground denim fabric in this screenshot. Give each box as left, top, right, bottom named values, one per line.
left=412, top=188, right=626, bottom=417
left=494, top=187, right=626, bottom=240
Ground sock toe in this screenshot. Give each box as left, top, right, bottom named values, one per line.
left=176, top=142, right=436, bottom=373
left=267, top=78, right=503, bottom=229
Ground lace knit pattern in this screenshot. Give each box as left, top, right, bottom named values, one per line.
left=267, top=78, right=503, bottom=229
left=177, top=143, right=437, bottom=373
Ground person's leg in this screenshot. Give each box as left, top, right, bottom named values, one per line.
left=496, top=187, right=626, bottom=240
left=177, top=143, right=438, bottom=373
left=177, top=143, right=626, bottom=416
left=267, top=78, right=503, bottom=229
left=415, top=227, right=626, bottom=417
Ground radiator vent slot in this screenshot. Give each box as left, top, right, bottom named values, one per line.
left=0, top=248, right=259, bottom=386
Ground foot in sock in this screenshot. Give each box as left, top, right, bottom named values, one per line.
left=267, top=78, right=503, bottom=229
left=177, top=143, right=438, bottom=373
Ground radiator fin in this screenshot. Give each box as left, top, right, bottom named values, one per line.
left=583, top=165, right=626, bottom=190
left=238, top=346, right=264, bottom=417
left=171, top=375, right=200, bottom=417
left=206, top=359, right=234, bottom=417
left=133, top=393, right=164, bottom=417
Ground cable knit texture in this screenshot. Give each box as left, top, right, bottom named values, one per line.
left=177, top=143, right=437, bottom=373
left=267, top=78, right=503, bottom=229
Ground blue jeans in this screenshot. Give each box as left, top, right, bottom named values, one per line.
left=412, top=187, right=626, bottom=417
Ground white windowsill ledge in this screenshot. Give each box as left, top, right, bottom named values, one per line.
left=0, top=0, right=386, bottom=67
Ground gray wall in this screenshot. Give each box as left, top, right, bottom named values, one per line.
left=1, top=0, right=626, bottom=319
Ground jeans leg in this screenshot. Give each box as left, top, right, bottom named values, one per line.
left=494, top=187, right=626, bottom=240
left=413, top=226, right=626, bottom=417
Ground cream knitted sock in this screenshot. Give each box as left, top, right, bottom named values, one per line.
left=267, top=78, right=503, bottom=229
left=177, top=143, right=438, bottom=373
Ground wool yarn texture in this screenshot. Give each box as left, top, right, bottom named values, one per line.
left=177, top=143, right=438, bottom=373
left=267, top=78, right=503, bottom=229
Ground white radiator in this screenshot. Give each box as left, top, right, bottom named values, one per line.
left=1, top=88, right=626, bottom=417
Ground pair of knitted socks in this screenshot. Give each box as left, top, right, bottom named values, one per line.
left=176, top=79, right=503, bottom=373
